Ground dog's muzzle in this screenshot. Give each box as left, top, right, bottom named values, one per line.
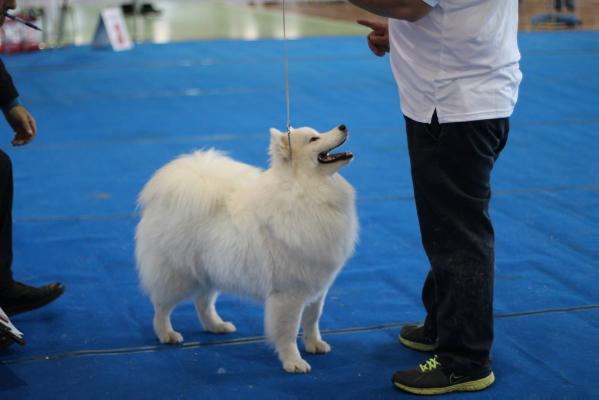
left=318, top=131, right=353, bottom=164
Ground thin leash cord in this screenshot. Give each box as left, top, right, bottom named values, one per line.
left=282, top=0, right=292, bottom=161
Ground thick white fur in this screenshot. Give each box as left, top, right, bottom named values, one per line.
left=135, top=126, right=358, bottom=373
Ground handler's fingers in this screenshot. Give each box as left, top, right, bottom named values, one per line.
left=369, top=33, right=388, bottom=47
left=368, top=34, right=389, bottom=54
left=367, top=41, right=379, bottom=56
left=357, top=19, right=385, bottom=31
left=367, top=39, right=387, bottom=57
left=26, top=113, right=37, bottom=136
left=11, top=135, right=27, bottom=146
left=11, top=118, right=37, bottom=147
left=373, top=46, right=388, bottom=57
left=12, top=130, right=32, bottom=142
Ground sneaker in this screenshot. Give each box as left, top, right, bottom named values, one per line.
left=399, top=324, right=437, bottom=352
left=0, top=281, right=65, bottom=316
left=392, top=355, right=495, bottom=395
left=0, top=307, right=25, bottom=346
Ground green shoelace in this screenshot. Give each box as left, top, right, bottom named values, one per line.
left=419, top=355, right=442, bottom=372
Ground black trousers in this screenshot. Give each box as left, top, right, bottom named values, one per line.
left=405, top=112, right=509, bottom=373
left=0, top=149, right=13, bottom=289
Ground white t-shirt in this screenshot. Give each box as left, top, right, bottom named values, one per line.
left=389, top=0, right=522, bottom=124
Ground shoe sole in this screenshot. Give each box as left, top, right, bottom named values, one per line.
left=393, top=372, right=495, bottom=395
left=3, top=285, right=65, bottom=316
left=398, top=335, right=438, bottom=352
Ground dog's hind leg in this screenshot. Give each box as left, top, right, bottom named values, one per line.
left=301, top=294, right=331, bottom=354
left=265, top=292, right=310, bottom=373
left=151, top=280, right=196, bottom=344
left=153, top=301, right=184, bottom=344
left=194, top=291, right=236, bottom=334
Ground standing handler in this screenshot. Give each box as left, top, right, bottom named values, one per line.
left=347, top=0, right=522, bottom=394
left=0, top=0, right=65, bottom=337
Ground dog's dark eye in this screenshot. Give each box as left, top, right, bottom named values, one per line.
left=309, top=137, right=320, bottom=143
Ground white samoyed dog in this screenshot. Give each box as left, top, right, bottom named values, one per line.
left=135, top=125, right=357, bottom=373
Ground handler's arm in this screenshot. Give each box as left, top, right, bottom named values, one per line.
left=347, top=0, right=433, bottom=22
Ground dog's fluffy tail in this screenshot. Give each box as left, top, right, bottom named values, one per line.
left=138, top=149, right=260, bottom=218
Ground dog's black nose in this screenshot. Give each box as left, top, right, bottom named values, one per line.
left=339, top=124, right=347, bottom=131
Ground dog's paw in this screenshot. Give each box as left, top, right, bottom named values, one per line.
left=304, top=339, right=331, bottom=354
left=158, top=330, right=184, bottom=344
left=282, top=358, right=312, bottom=374
left=208, top=321, right=237, bottom=334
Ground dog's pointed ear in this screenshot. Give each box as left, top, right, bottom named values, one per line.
left=269, top=128, right=290, bottom=163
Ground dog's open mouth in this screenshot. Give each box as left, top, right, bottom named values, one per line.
left=317, top=137, right=353, bottom=164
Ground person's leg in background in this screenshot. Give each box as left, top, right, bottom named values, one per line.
left=554, top=0, right=576, bottom=12
left=0, top=149, right=64, bottom=317
left=0, top=149, right=14, bottom=290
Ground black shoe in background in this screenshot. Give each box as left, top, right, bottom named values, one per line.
left=392, top=355, right=495, bottom=395
left=121, top=3, right=134, bottom=15
left=399, top=324, right=438, bottom=352
left=141, top=3, right=161, bottom=15
left=0, top=281, right=65, bottom=316
left=121, top=3, right=161, bottom=15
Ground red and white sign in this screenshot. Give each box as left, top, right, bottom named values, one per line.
left=92, top=7, right=133, bottom=52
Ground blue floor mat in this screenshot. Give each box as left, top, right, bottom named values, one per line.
left=2, top=310, right=597, bottom=399
left=0, top=32, right=598, bottom=399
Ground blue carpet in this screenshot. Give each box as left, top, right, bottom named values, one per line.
left=0, top=31, right=597, bottom=399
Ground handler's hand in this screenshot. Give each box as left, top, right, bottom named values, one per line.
left=6, top=105, right=37, bottom=146
left=357, top=19, right=390, bottom=57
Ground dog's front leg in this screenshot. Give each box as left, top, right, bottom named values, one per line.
left=265, top=292, right=310, bottom=373
left=302, top=294, right=331, bottom=354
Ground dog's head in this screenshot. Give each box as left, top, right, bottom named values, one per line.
left=269, top=125, right=353, bottom=175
